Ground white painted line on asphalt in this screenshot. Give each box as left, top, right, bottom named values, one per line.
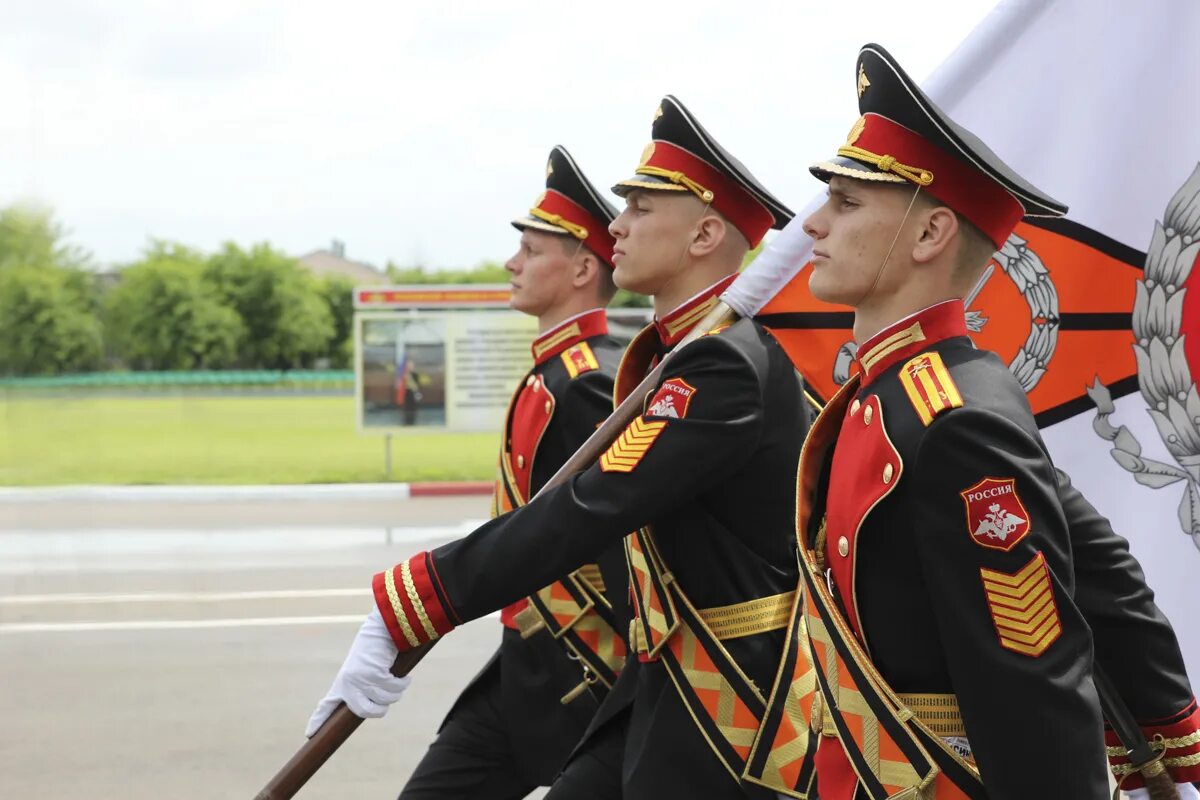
left=0, top=615, right=366, bottom=633
left=0, top=610, right=501, bottom=633
left=0, top=588, right=368, bottom=605
left=0, top=483, right=414, bottom=504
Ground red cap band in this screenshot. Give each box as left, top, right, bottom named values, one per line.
left=640, top=141, right=775, bottom=247
left=533, top=190, right=616, bottom=267
left=852, top=114, right=1023, bottom=248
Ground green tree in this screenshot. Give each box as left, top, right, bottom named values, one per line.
left=318, top=274, right=355, bottom=368
left=0, top=266, right=104, bottom=375
left=0, top=202, right=90, bottom=272
left=384, top=260, right=509, bottom=284
left=106, top=242, right=243, bottom=370
left=204, top=243, right=334, bottom=369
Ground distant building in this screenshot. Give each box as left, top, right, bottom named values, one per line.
left=297, top=239, right=388, bottom=284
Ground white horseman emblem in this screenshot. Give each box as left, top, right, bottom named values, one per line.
left=974, top=503, right=1027, bottom=542
left=647, top=395, right=680, bottom=418
left=1088, top=164, right=1200, bottom=550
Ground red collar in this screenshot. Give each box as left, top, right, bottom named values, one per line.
left=654, top=274, right=737, bottom=347
left=531, top=308, right=608, bottom=364
left=856, top=299, right=967, bottom=387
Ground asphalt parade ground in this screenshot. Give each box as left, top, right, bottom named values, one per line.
left=0, top=491, right=539, bottom=800
left=0, top=489, right=1122, bottom=798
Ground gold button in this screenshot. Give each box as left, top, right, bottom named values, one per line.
left=545, top=400, right=552, bottom=413
left=517, top=455, right=525, bottom=469
left=837, top=536, right=849, bottom=557
left=526, top=375, right=535, bottom=387
left=863, top=405, right=873, bottom=425
left=882, top=463, right=894, bottom=484
left=850, top=399, right=861, bottom=416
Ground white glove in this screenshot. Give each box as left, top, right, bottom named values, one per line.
left=305, top=606, right=412, bottom=737
left=1126, top=782, right=1200, bottom=799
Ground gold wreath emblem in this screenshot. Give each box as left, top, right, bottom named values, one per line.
left=845, top=116, right=867, bottom=146
left=639, top=142, right=656, bottom=166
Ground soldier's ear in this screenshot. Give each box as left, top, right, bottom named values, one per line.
left=689, top=214, right=727, bottom=258
left=571, top=249, right=600, bottom=289
left=912, top=205, right=959, bottom=266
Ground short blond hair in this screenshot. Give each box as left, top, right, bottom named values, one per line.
left=913, top=193, right=999, bottom=283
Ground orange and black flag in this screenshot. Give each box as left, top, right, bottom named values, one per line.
left=752, top=5, right=1200, bottom=772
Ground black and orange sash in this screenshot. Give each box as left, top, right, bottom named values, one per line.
left=492, top=447, right=627, bottom=701
left=746, top=382, right=985, bottom=798
left=626, top=526, right=812, bottom=793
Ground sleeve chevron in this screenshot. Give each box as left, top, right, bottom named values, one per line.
left=980, top=552, right=1061, bottom=657
left=599, top=416, right=667, bottom=473
left=372, top=552, right=457, bottom=651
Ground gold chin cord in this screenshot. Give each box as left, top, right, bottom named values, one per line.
left=852, top=185, right=923, bottom=308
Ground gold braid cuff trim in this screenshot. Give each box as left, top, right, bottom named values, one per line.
left=400, top=560, right=439, bottom=642
left=1107, top=729, right=1200, bottom=756
left=1111, top=751, right=1200, bottom=776
left=835, top=145, right=935, bottom=186
left=384, top=567, right=421, bottom=648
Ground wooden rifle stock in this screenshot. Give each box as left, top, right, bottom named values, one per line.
left=253, top=646, right=431, bottom=800
left=252, top=303, right=737, bottom=798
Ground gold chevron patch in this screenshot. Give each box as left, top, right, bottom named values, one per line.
left=980, top=552, right=1062, bottom=657
left=599, top=416, right=666, bottom=473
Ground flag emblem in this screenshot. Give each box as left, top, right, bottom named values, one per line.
left=645, top=377, right=696, bottom=419
left=1087, top=165, right=1200, bottom=543
left=961, top=477, right=1030, bottom=552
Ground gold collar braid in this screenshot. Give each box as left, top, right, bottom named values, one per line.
left=634, top=166, right=715, bottom=203
left=529, top=207, right=588, bottom=240
left=837, top=145, right=935, bottom=186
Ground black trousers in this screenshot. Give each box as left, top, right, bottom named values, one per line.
left=398, top=662, right=539, bottom=800
left=542, top=709, right=627, bottom=800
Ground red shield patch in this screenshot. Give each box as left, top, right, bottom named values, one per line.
left=645, top=378, right=696, bottom=419
left=960, top=477, right=1031, bottom=552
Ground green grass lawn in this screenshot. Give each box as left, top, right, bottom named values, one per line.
left=0, top=394, right=497, bottom=486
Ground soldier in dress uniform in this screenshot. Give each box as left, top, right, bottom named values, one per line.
left=792, top=43, right=1200, bottom=799
left=309, top=96, right=811, bottom=800
left=308, top=146, right=629, bottom=799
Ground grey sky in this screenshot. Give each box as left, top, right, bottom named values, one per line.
left=0, top=0, right=997, bottom=270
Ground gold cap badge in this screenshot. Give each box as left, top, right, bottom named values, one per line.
left=857, top=63, right=871, bottom=98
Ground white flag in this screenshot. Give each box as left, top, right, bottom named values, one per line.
left=758, top=0, right=1200, bottom=678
